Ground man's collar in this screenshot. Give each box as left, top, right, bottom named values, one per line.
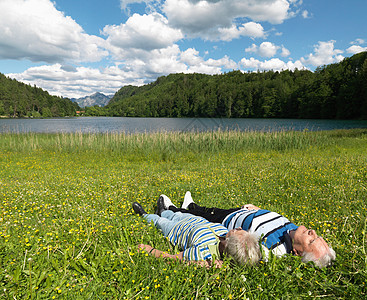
left=284, top=231, right=294, bottom=254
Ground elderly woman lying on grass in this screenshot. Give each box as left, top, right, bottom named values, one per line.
left=132, top=200, right=261, bottom=268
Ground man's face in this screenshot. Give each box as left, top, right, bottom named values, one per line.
left=292, top=225, right=330, bottom=258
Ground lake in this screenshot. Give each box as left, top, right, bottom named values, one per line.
left=1, top=117, right=367, bottom=134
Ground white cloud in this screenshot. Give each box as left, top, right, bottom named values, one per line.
left=0, top=0, right=108, bottom=63
left=218, top=22, right=265, bottom=41
left=117, top=45, right=237, bottom=78
left=281, top=46, right=291, bottom=57
left=122, top=0, right=295, bottom=41
left=163, top=0, right=230, bottom=37
left=259, top=42, right=279, bottom=57
left=346, top=45, right=367, bottom=54
left=240, top=57, right=261, bottom=69
left=181, top=48, right=237, bottom=73
left=245, top=42, right=280, bottom=57
left=120, top=0, right=147, bottom=9
left=241, top=22, right=267, bottom=38
left=120, top=0, right=161, bottom=11
left=240, top=57, right=304, bottom=71
left=348, top=38, right=367, bottom=54
left=260, top=58, right=288, bottom=70
left=302, top=10, right=311, bottom=18
left=103, top=13, right=183, bottom=55
left=351, top=38, right=365, bottom=45
left=163, top=0, right=292, bottom=40
left=301, top=40, right=344, bottom=66
left=245, top=44, right=258, bottom=54
left=133, top=45, right=188, bottom=75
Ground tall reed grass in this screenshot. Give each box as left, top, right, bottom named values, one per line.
left=3, top=128, right=362, bottom=155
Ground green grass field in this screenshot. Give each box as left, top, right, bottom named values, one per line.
left=0, top=129, right=366, bottom=299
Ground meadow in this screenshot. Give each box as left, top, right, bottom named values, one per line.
left=0, top=129, right=366, bottom=299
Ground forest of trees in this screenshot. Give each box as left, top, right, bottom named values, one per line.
left=1, top=51, right=367, bottom=119
left=0, top=73, right=80, bottom=118
left=105, top=51, right=367, bottom=119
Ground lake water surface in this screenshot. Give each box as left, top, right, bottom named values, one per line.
left=1, top=117, right=367, bottom=133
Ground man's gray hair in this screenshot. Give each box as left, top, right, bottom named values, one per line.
left=225, top=233, right=261, bottom=266
left=302, top=247, right=336, bottom=268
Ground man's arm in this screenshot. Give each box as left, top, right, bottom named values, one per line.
left=241, top=204, right=261, bottom=210
left=137, top=244, right=223, bottom=268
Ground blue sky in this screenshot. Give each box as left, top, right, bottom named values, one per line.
left=0, top=0, right=366, bottom=98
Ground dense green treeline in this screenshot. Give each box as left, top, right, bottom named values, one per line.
left=2, top=52, right=367, bottom=119
left=0, top=73, right=80, bottom=118
left=107, top=51, right=367, bottom=119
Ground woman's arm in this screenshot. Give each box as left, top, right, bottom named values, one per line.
left=137, top=244, right=223, bottom=268
left=187, top=260, right=223, bottom=268
left=138, top=244, right=183, bottom=260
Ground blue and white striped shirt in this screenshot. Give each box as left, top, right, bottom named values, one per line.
left=167, top=216, right=228, bottom=261
left=223, top=209, right=298, bottom=258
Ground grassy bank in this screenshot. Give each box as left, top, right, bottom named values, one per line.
left=0, top=129, right=366, bottom=299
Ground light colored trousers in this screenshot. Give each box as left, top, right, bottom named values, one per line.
left=144, top=210, right=195, bottom=236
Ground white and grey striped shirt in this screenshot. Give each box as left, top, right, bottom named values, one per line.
left=223, top=209, right=298, bottom=259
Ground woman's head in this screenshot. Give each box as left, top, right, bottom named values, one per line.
left=224, top=228, right=261, bottom=266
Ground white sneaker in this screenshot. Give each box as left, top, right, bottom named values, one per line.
left=160, top=194, right=176, bottom=209
left=182, top=191, right=194, bottom=209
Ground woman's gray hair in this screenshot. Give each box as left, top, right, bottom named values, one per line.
left=302, top=247, right=336, bottom=268
left=225, top=233, right=261, bottom=266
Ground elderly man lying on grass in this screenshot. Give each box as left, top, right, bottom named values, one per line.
left=132, top=201, right=261, bottom=268
left=159, top=192, right=336, bottom=268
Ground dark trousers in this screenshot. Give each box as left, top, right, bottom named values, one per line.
left=168, top=203, right=241, bottom=224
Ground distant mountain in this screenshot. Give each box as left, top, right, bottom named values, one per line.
left=72, top=92, right=113, bottom=108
